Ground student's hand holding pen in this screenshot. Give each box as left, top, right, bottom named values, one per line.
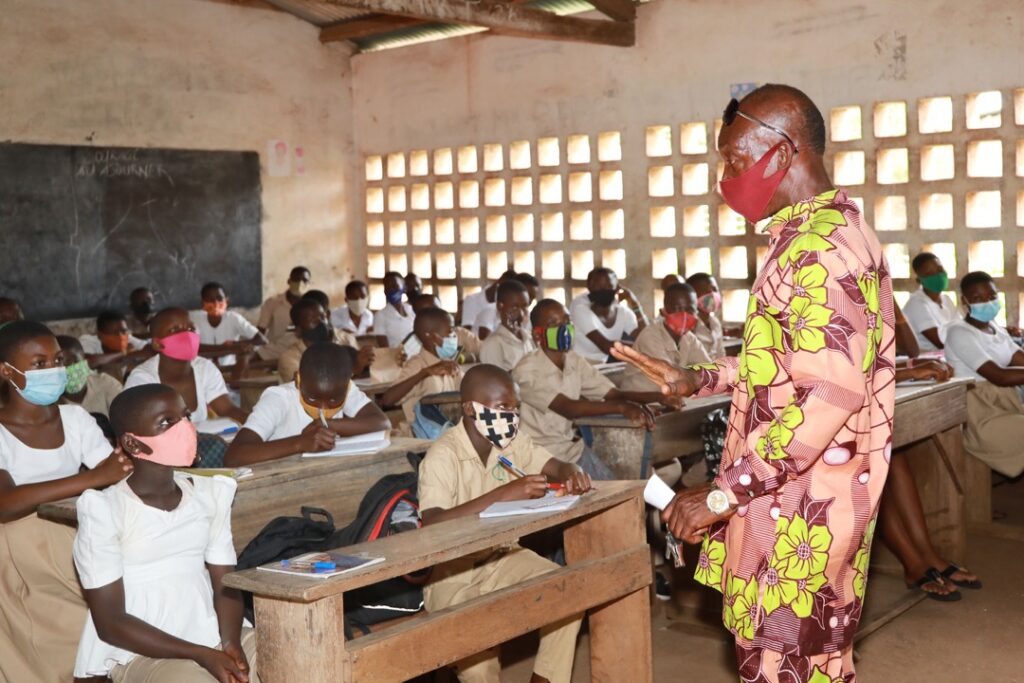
left=299, top=421, right=336, bottom=452
left=561, top=470, right=592, bottom=495
left=497, top=475, right=549, bottom=500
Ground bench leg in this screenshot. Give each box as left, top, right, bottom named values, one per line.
left=564, top=495, right=653, bottom=683
left=253, top=593, right=349, bottom=683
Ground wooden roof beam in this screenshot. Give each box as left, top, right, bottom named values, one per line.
left=320, top=14, right=424, bottom=41
left=322, top=0, right=635, bottom=47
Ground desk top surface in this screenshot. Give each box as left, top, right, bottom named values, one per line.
left=223, top=480, right=644, bottom=602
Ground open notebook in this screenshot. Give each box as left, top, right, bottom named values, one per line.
left=301, top=430, right=391, bottom=458
left=479, top=495, right=580, bottom=518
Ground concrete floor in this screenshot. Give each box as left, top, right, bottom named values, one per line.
left=499, top=475, right=1024, bottom=682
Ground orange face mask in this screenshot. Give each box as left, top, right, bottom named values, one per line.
left=203, top=300, right=228, bottom=316
left=99, top=331, right=129, bottom=354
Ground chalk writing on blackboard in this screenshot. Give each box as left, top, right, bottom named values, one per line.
left=74, top=148, right=174, bottom=184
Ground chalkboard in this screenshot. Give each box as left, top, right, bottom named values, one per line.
left=0, top=143, right=262, bottom=321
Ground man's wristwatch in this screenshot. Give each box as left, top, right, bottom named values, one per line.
left=706, top=486, right=731, bottom=515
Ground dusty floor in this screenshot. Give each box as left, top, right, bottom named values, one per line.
left=499, top=475, right=1024, bottom=682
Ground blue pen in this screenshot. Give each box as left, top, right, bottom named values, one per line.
left=220, top=426, right=239, bottom=436
left=497, top=455, right=528, bottom=479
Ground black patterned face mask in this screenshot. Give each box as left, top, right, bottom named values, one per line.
left=469, top=401, right=520, bottom=450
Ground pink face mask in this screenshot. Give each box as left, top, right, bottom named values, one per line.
left=698, top=292, right=722, bottom=314
left=156, top=331, right=200, bottom=361
left=719, top=142, right=791, bottom=223
left=126, top=419, right=197, bottom=467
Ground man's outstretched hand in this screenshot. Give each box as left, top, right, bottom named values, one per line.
left=611, top=342, right=701, bottom=399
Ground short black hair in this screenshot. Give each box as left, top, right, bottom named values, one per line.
left=289, top=266, right=311, bottom=281
left=665, top=282, right=696, bottom=299
left=959, top=271, right=994, bottom=294
left=498, top=269, right=517, bottom=283
left=345, top=280, right=368, bottom=297
left=911, top=252, right=939, bottom=273
left=742, top=83, right=826, bottom=155
left=56, top=335, right=84, bottom=354
left=0, top=320, right=55, bottom=363
left=298, top=342, right=353, bottom=385
left=513, top=272, right=539, bottom=287
left=201, top=281, right=225, bottom=299
left=414, top=307, right=452, bottom=337
left=290, top=298, right=323, bottom=327
left=96, top=310, right=127, bottom=332
left=586, top=267, right=616, bottom=286
left=529, top=298, right=561, bottom=328
left=497, top=279, right=529, bottom=303
left=303, top=289, right=331, bottom=312
left=129, top=287, right=151, bottom=299
left=685, top=272, right=713, bottom=289
left=384, top=270, right=403, bottom=281
left=109, top=384, right=179, bottom=437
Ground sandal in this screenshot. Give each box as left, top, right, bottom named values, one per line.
left=941, top=563, right=983, bottom=590
left=908, top=567, right=961, bottom=602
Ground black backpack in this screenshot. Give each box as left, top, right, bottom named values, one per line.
left=236, top=457, right=427, bottom=636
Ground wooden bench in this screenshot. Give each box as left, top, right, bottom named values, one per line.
left=224, top=481, right=653, bottom=683
left=38, top=437, right=433, bottom=552
left=235, top=373, right=280, bottom=412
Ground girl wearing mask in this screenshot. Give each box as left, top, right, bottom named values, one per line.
left=374, top=271, right=415, bottom=347
left=331, top=280, right=375, bottom=336
left=125, top=308, right=249, bottom=428
left=0, top=320, right=133, bottom=683
left=73, top=384, right=260, bottom=682
left=942, top=271, right=1024, bottom=479
left=192, top=282, right=265, bottom=369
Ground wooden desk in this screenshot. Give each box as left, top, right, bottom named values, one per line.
left=236, top=374, right=280, bottom=411
left=224, top=481, right=652, bottom=683
left=420, top=390, right=463, bottom=424
left=38, top=437, right=433, bottom=552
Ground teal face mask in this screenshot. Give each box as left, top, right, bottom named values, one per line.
left=919, top=272, right=949, bottom=294
left=968, top=299, right=1001, bottom=323
left=64, top=360, right=91, bottom=394
left=5, top=364, right=68, bottom=406
left=436, top=334, right=459, bottom=360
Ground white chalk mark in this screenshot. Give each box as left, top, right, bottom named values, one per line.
left=91, top=202, right=133, bottom=254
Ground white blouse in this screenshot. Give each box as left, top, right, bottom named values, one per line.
left=72, top=473, right=238, bottom=677
left=0, top=405, right=110, bottom=485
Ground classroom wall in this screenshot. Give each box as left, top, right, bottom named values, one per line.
left=349, top=0, right=1024, bottom=319
left=0, top=0, right=358, bottom=332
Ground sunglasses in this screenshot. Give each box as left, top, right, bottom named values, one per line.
left=723, top=98, right=799, bottom=153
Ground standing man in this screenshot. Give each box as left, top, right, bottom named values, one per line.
left=616, top=84, right=895, bottom=682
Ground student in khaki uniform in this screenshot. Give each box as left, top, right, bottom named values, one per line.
left=479, top=280, right=536, bottom=371
left=620, top=282, right=711, bottom=392
left=685, top=272, right=726, bottom=359
left=276, top=299, right=372, bottom=384
left=57, top=335, right=123, bottom=417
left=419, top=365, right=591, bottom=683
left=512, top=299, right=677, bottom=480
left=381, top=308, right=464, bottom=437
left=409, top=294, right=481, bottom=361
left=257, top=266, right=311, bottom=347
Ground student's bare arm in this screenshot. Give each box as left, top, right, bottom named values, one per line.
left=585, top=331, right=616, bottom=355
left=420, top=476, right=548, bottom=526
left=223, top=426, right=333, bottom=466
left=976, top=357, right=1024, bottom=387
left=327, top=402, right=390, bottom=437
left=380, top=362, right=459, bottom=406
left=209, top=395, right=249, bottom=424
left=893, top=305, right=920, bottom=358
left=83, top=579, right=247, bottom=681
left=540, top=457, right=592, bottom=494
left=921, top=327, right=944, bottom=350
left=0, top=452, right=131, bottom=522
left=208, top=564, right=245, bottom=651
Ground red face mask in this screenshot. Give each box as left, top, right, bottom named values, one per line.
left=719, top=142, right=791, bottom=223
left=202, top=300, right=228, bottom=316
left=663, top=311, right=698, bottom=337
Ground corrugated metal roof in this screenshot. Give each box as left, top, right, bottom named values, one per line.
left=261, top=0, right=372, bottom=25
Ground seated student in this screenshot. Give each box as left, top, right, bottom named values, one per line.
left=0, top=320, right=132, bottom=683
left=902, top=252, right=960, bottom=351
left=685, top=272, right=726, bottom=359
left=660, top=274, right=684, bottom=292
left=73, top=384, right=260, bottom=683
left=461, top=270, right=517, bottom=340
left=404, top=272, right=423, bottom=304
left=331, top=280, right=374, bottom=336
left=192, top=282, right=266, bottom=370
left=570, top=267, right=647, bottom=363
left=473, top=273, right=541, bottom=336
left=225, top=342, right=388, bottom=466
left=479, top=280, right=536, bottom=371
left=257, top=265, right=311, bottom=345
left=0, top=297, right=25, bottom=326
left=381, top=307, right=464, bottom=438
left=277, top=299, right=372, bottom=384
left=419, top=365, right=588, bottom=683
left=943, top=271, right=1024, bottom=479
left=620, top=282, right=711, bottom=392
left=407, top=293, right=481, bottom=361
left=127, top=287, right=155, bottom=339
left=374, top=271, right=416, bottom=347
left=57, top=335, right=123, bottom=417
left=512, top=299, right=672, bottom=480
left=125, top=308, right=248, bottom=426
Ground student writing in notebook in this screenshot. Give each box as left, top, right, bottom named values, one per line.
left=225, top=342, right=389, bottom=466
left=418, top=364, right=589, bottom=683
left=73, top=384, right=260, bottom=682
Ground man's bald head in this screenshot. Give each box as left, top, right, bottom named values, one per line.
left=729, top=84, right=826, bottom=155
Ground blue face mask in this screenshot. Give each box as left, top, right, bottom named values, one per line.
left=969, top=299, right=1001, bottom=323
left=385, top=288, right=405, bottom=306
left=5, top=364, right=68, bottom=406
left=436, top=334, right=459, bottom=360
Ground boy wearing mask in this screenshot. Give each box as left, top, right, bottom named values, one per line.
left=192, top=282, right=266, bottom=369
left=418, top=364, right=589, bottom=683
left=257, top=266, right=311, bottom=345
left=903, top=252, right=960, bottom=351
left=685, top=272, right=726, bottom=359
left=479, top=280, right=536, bottom=371
left=276, top=299, right=371, bottom=384
left=374, top=271, right=415, bottom=347
left=225, top=342, right=389, bottom=466
left=331, top=280, right=374, bottom=336
left=79, top=310, right=151, bottom=381
left=570, top=268, right=647, bottom=363
left=57, top=335, right=123, bottom=417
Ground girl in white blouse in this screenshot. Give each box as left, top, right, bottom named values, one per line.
left=73, top=384, right=259, bottom=683
left=0, top=321, right=132, bottom=683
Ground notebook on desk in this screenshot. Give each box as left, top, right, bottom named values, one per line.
left=479, top=495, right=580, bottom=518
left=301, top=430, right=391, bottom=458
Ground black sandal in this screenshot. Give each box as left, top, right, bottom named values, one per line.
left=941, top=563, right=983, bottom=590
left=908, top=567, right=961, bottom=602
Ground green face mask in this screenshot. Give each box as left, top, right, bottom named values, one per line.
left=919, top=272, right=949, bottom=294
left=64, top=360, right=90, bottom=394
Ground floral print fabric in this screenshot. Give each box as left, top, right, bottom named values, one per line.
left=690, top=189, right=896, bottom=657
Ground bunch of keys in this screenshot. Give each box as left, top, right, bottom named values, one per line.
left=665, top=530, right=685, bottom=568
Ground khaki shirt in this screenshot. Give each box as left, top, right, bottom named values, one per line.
left=418, top=421, right=555, bottom=512
left=619, top=321, right=711, bottom=392
left=512, top=349, right=614, bottom=463
left=257, top=292, right=294, bottom=345
left=455, top=327, right=482, bottom=359
left=277, top=329, right=359, bottom=384
left=694, top=313, right=725, bottom=359
left=396, top=348, right=464, bottom=426
left=479, top=324, right=536, bottom=371
left=77, top=372, right=123, bottom=417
